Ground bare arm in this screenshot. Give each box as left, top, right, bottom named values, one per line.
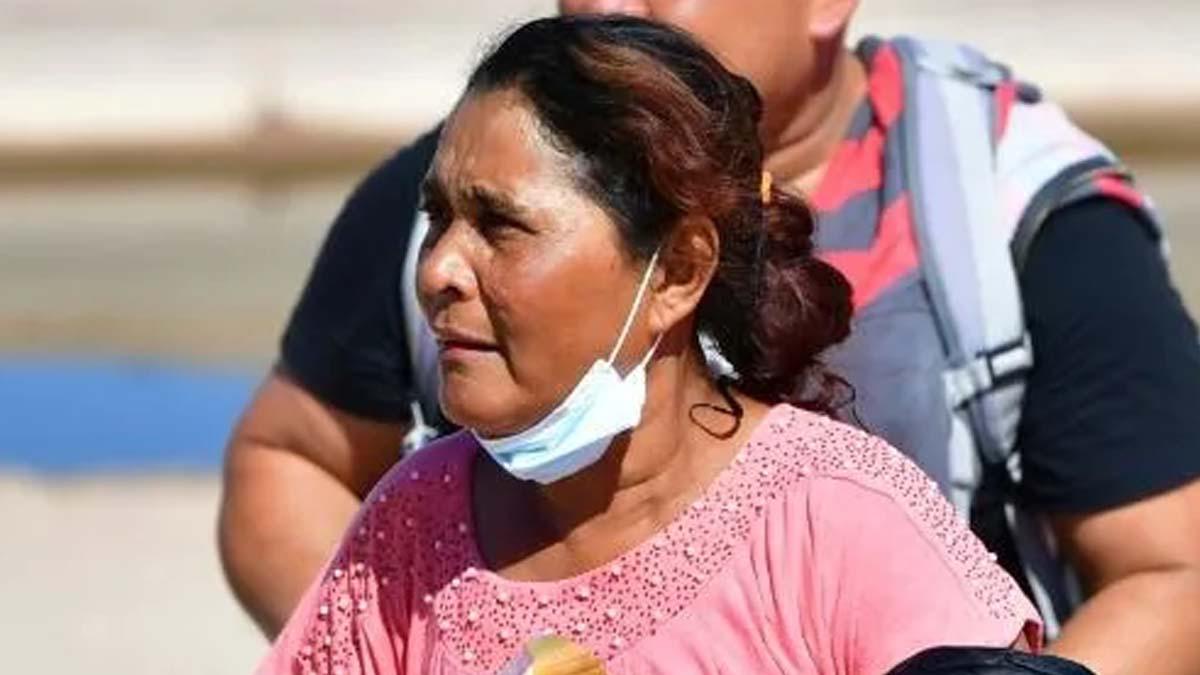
left=217, top=368, right=407, bottom=637
left=1049, top=479, right=1200, bottom=675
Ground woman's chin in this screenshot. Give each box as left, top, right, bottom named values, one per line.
left=438, top=370, right=503, bottom=430
left=439, top=390, right=541, bottom=440
left=439, top=392, right=511, bottom=438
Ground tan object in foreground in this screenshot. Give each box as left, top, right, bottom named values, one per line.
left=499, top=636, right=606, bottom=675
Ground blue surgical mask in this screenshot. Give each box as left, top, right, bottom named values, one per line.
left=471, top=250, right=662, bottom=484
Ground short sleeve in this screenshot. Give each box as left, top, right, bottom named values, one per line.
left=771, top=442, right=1041, bottom=675
left=1018, top=198, right=1200, bottom=512
left=280, top=127, right=441, bottom=422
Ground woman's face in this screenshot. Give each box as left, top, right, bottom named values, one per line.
left=418, top=89, right=656, bottom=437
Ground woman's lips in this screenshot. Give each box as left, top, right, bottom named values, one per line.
left=432, top=323, right=499, bottom=359
left=438, top=339, right=497, bottom=353
left=434, top=329, right=500, bottom=359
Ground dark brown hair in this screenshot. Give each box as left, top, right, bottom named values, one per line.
left=467, top=15, right=853, bottom=413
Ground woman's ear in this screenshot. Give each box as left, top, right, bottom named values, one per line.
left=648, top=216, right=719, bottom=335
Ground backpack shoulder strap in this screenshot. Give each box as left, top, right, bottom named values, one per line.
left=890, top=36, right=1165, bottom=635
left=889, top=36, right=1032, bottom=464
left=987, top=72, right=1163, bottom=272
left=991, top=95, right=1166, bottom=635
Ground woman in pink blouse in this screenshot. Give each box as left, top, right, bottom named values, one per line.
left=260, top=15, right=1041, bottom=675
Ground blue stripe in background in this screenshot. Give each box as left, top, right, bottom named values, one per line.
left=0, top=356, right=259, bottom=474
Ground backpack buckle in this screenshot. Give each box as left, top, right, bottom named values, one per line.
left=944, top=334, right=1033, bottom=408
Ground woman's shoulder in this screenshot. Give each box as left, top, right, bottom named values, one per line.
left=355, top=431, right=479, bottom=554
left=361, top=431, right=481, bottom=522
left=757, top=405, right=1037, bottom=638
left=754, top=405, right=986, bottom=578
left=772, top=403, right=957, bottom=485
left=760, top=404, right=956, bottom=533
left=755, top=404, right=917, bottom=489
left=370, top=430, right=478, bottom=504
left=263, top=437, right=481, bottom=675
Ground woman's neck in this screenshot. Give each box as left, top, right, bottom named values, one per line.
left=478, top=340, right=767, bottom=579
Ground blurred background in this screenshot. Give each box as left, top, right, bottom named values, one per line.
left=1, top=1, right=1197, bottom=672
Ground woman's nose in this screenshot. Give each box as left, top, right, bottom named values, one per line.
left=561, top=0, right=651, bottom=18
left=417, top=227, right=477, bottom=318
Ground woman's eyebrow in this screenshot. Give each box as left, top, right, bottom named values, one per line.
left=464, top=184, right=531, bottom=221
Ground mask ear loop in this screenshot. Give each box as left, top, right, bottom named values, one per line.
left=607, top=247, right=662, bottom=364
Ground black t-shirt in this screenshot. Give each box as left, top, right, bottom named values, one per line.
left=280, top=133, right=1200, bottom=515
left=1017, top=198, right=1200, bottom=513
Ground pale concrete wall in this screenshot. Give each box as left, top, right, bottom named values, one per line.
left=2, top=1, right=1196, bottom=144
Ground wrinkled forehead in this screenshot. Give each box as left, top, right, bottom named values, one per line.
left=433, top=91, right=553, bottom=190
left=427, top=89, right=593, bottom=215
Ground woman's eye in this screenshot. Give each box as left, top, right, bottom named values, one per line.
left=421, top=203, right=452, bottom=232
left=477, top=212, right=524, bottom=239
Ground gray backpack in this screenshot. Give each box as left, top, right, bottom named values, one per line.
left=884, top=36, right=1159, bottom=634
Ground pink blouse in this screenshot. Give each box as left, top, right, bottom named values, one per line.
left=260, top=405, right=1041, bottom=674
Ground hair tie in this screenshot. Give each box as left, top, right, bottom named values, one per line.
left=760, top=171, right=774, bottom=205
